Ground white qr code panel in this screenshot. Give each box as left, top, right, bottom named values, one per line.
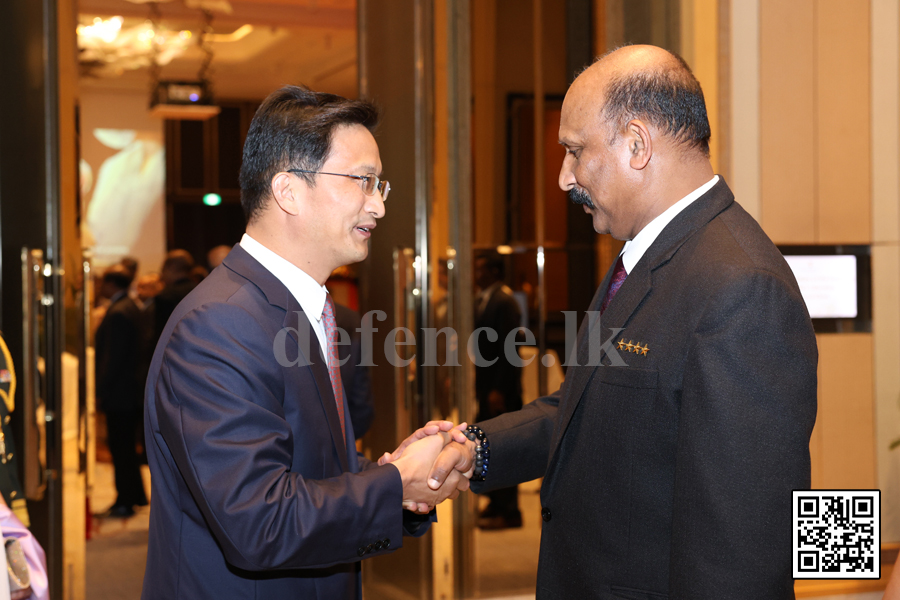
left=793, top=490, right=880, bottom=579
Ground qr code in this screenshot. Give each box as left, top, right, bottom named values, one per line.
left=793, top=490, right=880, bottom=579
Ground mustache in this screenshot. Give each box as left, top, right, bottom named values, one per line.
left=568, top=187, right=595, bottom=209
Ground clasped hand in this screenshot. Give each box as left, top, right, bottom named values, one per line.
left=379, top=421, right=477, bottom=514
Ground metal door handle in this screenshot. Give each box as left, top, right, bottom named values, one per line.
left=21, top=248, right=47, bottom=501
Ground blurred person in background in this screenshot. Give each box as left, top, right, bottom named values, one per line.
left=135, top=272, right=162, bottom=465
left=94, top=265, right=147, bottom=518
left=120, top=256, right=139, bottom=282
left=207, top=244, right=231, bottom=271
left=473, top=252, right=523, bottom=530
left=153, top=250, right=197, bottom=347
left=136, top=273, right=163, bottom=310
left=189, top=265, right=209, bottom=285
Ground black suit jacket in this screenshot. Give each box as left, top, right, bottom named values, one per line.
left=472, top=179, right=817, bottom=599
left=142, top=245, right=430, bottom=600
left=474, top=283, right=523, bottom=418
left=95, top=292, right=143, bottom=413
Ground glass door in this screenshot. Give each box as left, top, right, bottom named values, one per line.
left=0, top=2, right=84, bottom=599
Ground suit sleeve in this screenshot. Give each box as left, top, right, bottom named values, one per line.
left=155, top=302, right=408, bottom=572
left=669, top=269, right=817, bottom=598
left=356, top=455, right=436, bottom=536
left=471, top=387, right=561, bottom=493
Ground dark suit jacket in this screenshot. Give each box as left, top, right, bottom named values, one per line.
left=474, top=283, right=523, bottom=418
left=142, top=245, right=430, bottom=600
left=95, top=292, right=143, bottom=413
left=472, top=180, right=817, bottom=600
left=334, top=303, right=374, bottom=438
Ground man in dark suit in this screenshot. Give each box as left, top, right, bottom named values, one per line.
left=152, top=249, right=197, bottom=347
left=142, top=86, right=469, bottom=600
left=95, top=265, right=148, bottom=517
left=420, top=45, right=817, bottom=598
left=473, top=253, right=523, bottom=529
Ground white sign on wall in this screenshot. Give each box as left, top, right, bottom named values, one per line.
left=783, top=255, right=858, bottom=319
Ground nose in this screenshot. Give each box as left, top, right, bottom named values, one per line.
left=559, top=154, right=576, bottom=191
left=366, top=192, right=385, bottom=219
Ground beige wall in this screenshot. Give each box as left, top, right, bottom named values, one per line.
left=727, top=0, right=900, bottom=593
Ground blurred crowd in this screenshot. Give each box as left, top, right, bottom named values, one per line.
left=90, top=245, right=230, bottom=518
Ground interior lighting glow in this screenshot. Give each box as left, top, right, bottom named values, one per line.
left=203, top=193, right=222, bottom=206
left=79, top=16, right=123, bottom=44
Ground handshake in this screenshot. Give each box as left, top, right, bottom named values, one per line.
left=378, top=421, right=477, bottom=514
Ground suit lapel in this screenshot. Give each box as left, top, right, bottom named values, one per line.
left=282, top=296, right=351, bottom=473
left=546, top=257, right=652, bottom=470
left=225, top=244, right=350, bottom=473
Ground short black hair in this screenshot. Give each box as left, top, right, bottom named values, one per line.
left=161, top=249, right=194, bottom=277
left=600, top=48, right=711, bottom=155
left=475, top=252, right=505, bottom=280
left=120, top=256, right=139, bottom=278
left=102, top=267, right=132, bottom=290
left=239, top=85, right=380, bottom=222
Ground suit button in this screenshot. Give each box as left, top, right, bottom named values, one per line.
left=541, top=507, right=551, bottom=522
left=357, top=546, right=366, bottom=557
left=366, top=543, right=375, bottom=553
left=384, top=538, right=391, bottom=549
left=374, top=541, right=383, bottom=551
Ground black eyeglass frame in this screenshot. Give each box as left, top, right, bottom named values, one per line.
left=287, top=168, right=390, bottom=201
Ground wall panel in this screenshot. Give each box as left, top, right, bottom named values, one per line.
left=729, top=0, right=760, bottom=220
left=816, top=334, right=876, bottom=490
left=816, top=0, right=871, bottom=244
left=873, top=244, right=900, bottom=541
left=871, top=0, right=900, bottom=244
left=759, top=0, right=816, bottom=243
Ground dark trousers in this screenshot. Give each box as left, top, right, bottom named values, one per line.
left=105, top=409, right=148, bottom=507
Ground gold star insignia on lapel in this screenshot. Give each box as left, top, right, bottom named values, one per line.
left=640, top=344, right=649, bottom=356
left=617, top=339, right=626, bottom=351
left=625, top=341, right=634, bottom=353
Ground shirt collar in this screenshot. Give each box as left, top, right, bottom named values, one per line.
left=239, top=233, right=328, bottom=322
left=620, top=175, right=719, bottom=274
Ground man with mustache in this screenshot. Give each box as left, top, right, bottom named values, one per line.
left=415, top=45, right=817, bottom=598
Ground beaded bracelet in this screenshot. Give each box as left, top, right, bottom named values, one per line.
left=465, top=425, right=490, bottom=482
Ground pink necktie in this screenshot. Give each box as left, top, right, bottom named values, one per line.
left=321, top=295, right=346, bottom=441
left=600, top=255, right=627, bottom=315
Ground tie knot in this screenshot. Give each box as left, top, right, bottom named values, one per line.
left=601, top=255, right=627, bottom=315
left=322, top=294, right=335, bottom=321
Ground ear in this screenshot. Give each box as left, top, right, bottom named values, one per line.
left=625, top=119, right=652, bottom=170
left=270, top=171, right=302, bottom=216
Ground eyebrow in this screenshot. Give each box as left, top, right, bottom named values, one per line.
left=355, top=164, right=380, bottom=175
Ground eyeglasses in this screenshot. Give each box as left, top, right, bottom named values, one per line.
left=288, top=169, right=390, bottom=202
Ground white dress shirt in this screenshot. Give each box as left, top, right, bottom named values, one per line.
left=240, top=233, right=329, bottom=359
left=620, top=175, right=719, bottom=274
